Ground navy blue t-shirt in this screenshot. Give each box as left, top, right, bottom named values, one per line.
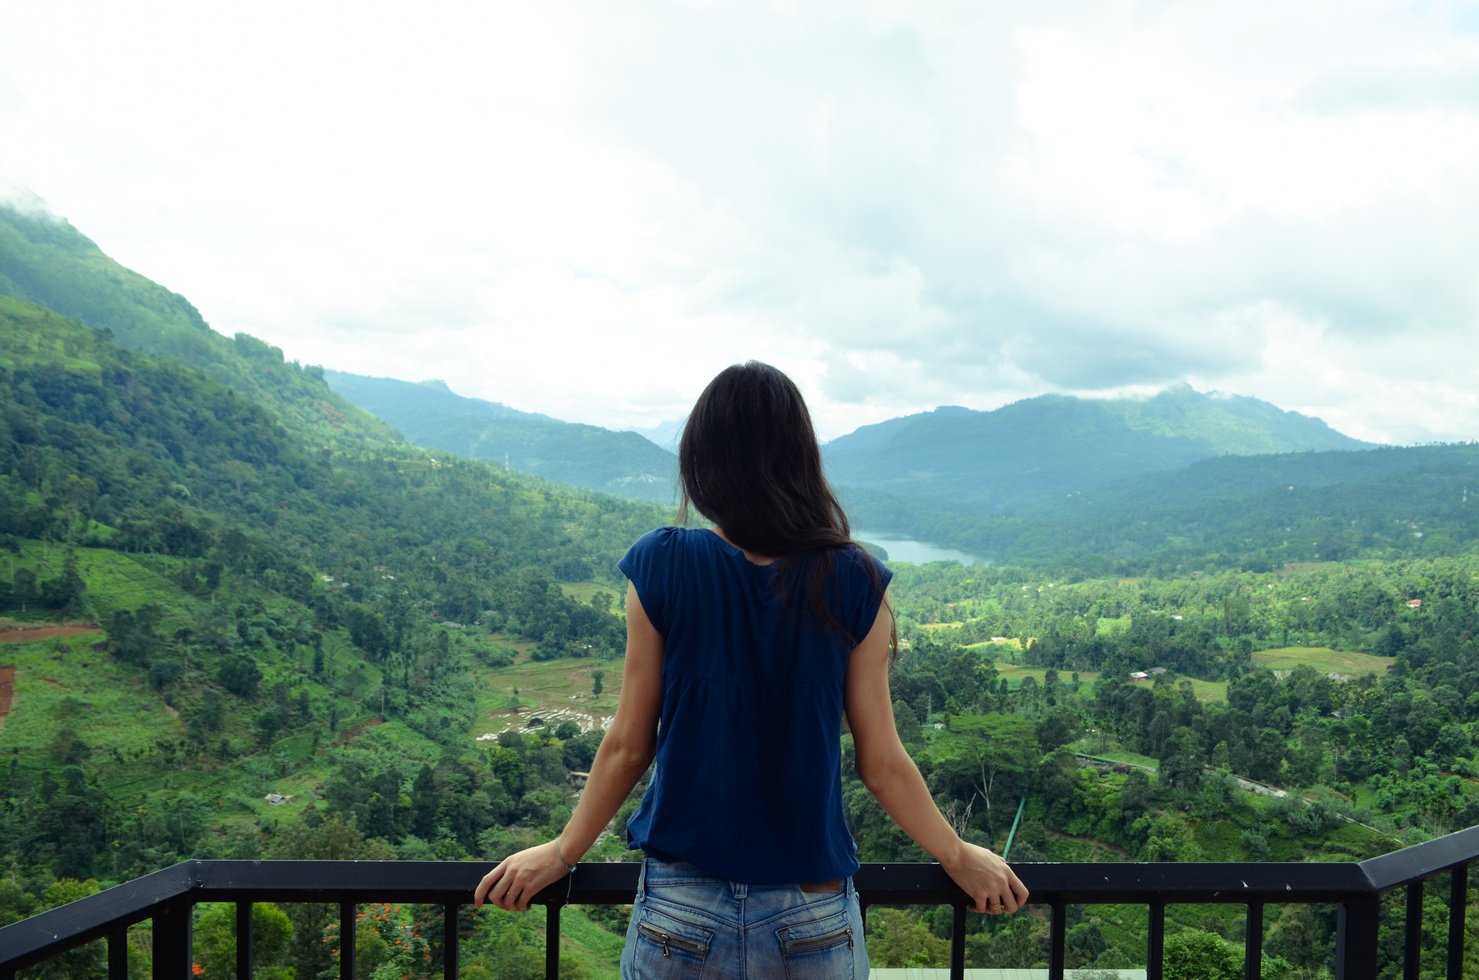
left=618, top=526, right=892, bottom=884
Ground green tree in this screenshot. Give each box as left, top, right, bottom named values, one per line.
left=1164, top=928, right=1242, bottom=980
left=865, top=908, right=950, bottom=967
left=217, top=653, right=262, bottom=698
left=193, top=902, right=294, bottom=978
left=269, top=815, right=396, bottom=978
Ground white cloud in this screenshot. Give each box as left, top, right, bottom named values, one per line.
left=3, top=0, right=1479, bottom=442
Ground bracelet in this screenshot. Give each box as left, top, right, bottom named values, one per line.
left=555, top=840, right=578, bottom=874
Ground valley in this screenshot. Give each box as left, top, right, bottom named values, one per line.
left=4, top=199, right=1479, bottom=976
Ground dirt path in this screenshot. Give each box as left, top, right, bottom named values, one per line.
left=0, top=665, right=14, bottom=733
left=0, top=625, right=102, bottom=644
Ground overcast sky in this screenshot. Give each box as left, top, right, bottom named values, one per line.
left=4, top=1, right=1479, bottom=444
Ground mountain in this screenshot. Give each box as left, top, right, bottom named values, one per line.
left=624, top=418, right=685, bottom=452
left=0, top=201, right=396, bottom=451
left=824, top=384, right=1371, bottom=512
left=852, top=441, right=1479, bottom=574
left=323, top=371, right=678, bottom=503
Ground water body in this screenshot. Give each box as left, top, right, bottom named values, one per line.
left=853, top=529, right=990, bottom=566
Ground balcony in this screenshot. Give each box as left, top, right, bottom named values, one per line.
left=2, top=824, right=1477, bottom=979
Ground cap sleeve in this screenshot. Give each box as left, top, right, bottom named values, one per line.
left=618, top=527, right=680, bottom=635
left=841, top=546, right=893, bottom=645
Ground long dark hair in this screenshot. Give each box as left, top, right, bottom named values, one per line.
left=677, top=361, right=893, bottom=650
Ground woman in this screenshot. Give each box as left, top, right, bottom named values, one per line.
left=474, top=362, right=1028, bottom=976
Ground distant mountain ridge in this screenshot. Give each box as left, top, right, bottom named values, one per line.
left=824, top=384, right=1371, bottom=512
left=324, top=370, right=678, bottom=503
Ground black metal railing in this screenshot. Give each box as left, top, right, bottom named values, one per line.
left=3, top=824, right=1478, bottom=979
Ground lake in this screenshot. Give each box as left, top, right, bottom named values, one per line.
left=853, top=529, right=990, bottom=566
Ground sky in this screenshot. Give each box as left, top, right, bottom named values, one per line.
left=4, top=1, right=1479, bottom=445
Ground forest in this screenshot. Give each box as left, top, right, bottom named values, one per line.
left=3, top=208, right=1479, bottom=975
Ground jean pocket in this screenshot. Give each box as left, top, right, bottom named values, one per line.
left=626, top=905, right=715, bottom=978
left=777, top=906, right=856, bottom=980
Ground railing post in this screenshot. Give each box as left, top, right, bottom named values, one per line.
left=340, top=901, right=356, bottom=979
left=236, top=901, right=254, bottom=979
left=1245, top=902, right=1263, bottom=980
left=152, top=898, right=192, bottom=980
left=108, top=923, right=128, bottom=979
left=1337, top=894, right=1380, bottom=980
left=1049, top=900, right=1066, bottom=980
left=950, top=903, right=966, bottom=980
left=545, top=902, right=562, bottom=980
left=1448, top=865, right=1468, bottom=980
left=444, top=902, right=460, bottom=980
left=1405, top=882, right=1423, bottom=980
left=1147, top=900, right=1165, bottom=980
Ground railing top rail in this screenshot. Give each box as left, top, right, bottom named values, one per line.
left=196, top=858, right=1376, bottom=904
left=4, top=825, right=1479, bottom=973
left=0, top=862, right=196, bottom=970
left=1360, top=824, right=1479, bottom=891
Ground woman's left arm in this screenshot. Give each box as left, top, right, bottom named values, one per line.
left=474, top=581, right=664, bottom=912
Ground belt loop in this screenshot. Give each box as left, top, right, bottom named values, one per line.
left=636, top=858, right=649, bottom=902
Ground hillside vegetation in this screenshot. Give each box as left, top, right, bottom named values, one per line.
left=4, top=207, right=1479, bottom=977
left=0, top=292, right=662, bottom=974
left=0, top=204, right=396, bottom=451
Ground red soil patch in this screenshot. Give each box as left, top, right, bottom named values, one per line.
left=0, top=665, right=14, bottom=731
left=0, top=625, right=102, bottom=644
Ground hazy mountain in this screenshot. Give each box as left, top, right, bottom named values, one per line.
left=825, top=384, right=1372, bottom=512
left=324, top=370, right=678, bottom=503
left=624, top=418, right=685, bottom=453
left=0, top=201, right=396, bottom=450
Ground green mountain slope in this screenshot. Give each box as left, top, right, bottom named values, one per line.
left=825, top=384, right=1371, bottom=511
left=0, top=293, right=656, bottom=630
left=852, top=442, right=1479, bottom=574
left=0, top=292, right=660, bottom=882
left=0, top=254, right=665, bottom=972
left=324, top=370, right=677, bottom=502
left=0, top=203, right=396, bottom=451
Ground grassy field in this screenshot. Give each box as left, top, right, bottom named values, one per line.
left=990, top=663, right=1101, bottom=691
left=469, top=645, right=624, bottom=739
left=1181, top=677, right=1229, bottom=702
left=971, top=645, right=1387, bottom=704
left=558, top=582, right=623, bottom=609
left=0, top=631, right=179, bottom=759
left=1252, top=646, right=1391, bottom=678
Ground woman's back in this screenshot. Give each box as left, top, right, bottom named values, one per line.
left=620, top=526, right=891, bottom=884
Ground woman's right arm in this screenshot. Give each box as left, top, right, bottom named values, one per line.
left=844, top=595, right=1030, bottom=915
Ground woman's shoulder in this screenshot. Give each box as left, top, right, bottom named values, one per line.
left=627, top=525, right=705, bottom=551
left=835, top=541, right=892, bottom=584
left=623, top=526, right=716, bottom=566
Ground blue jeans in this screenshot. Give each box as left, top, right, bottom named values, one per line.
left=619, top=858, right=870, bottom=978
